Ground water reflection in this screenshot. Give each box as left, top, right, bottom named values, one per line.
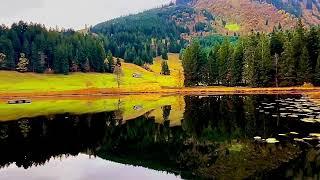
left=0, top=94, right=319, bottom=179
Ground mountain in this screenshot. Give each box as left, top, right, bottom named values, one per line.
left=92, top=0, right=320, bottom=63
left=192, top=0, right=320, bottom=34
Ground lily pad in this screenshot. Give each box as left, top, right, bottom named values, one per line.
left=266, top=138, right=279, bottom=143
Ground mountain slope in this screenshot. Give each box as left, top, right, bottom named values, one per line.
left=192, top=0, right=320, bottom=34
left=92, top=0, right=320, bottom=63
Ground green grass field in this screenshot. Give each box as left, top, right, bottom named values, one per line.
left=225, top=23, right=240, bottom=32
left=0, top=54, right=183, bottom=93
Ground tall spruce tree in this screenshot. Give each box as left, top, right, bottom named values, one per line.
left=279, top=40, right=296, bottom=86
left=243, top=35, right=259, bottom=87
left=230, top=40, right=244, bottom=86
left=258, top=34, right=273, bottom=87
left=207, top=46, right=219, bottom=85
left=0, top=37, right=15, bottom=70
left=270, top=30, right=284, bottom=56
left=107, top=50, right=113, bottom=73
left=182, top=41, right=206, bottom=86
left=315, top=54, right=320, bottom=85
left=297, top=46, right=312, bottom=84
left=54, top=43, right=69, bottom=74
left=161, top=60, right=170, bottom=75
left=161, top=48, right=168, bottom=60
left=218, top=39, right=232, bottom=85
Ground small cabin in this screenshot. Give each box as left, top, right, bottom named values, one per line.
left=132, top=73, right=142, bottom=78
left=133, top=105, right=143, bottom=111
left=8, top=99, right=32, bottom=104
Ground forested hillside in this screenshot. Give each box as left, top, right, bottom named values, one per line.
left=0, top=21, right=106, bottom=74
left=92, top=5, right=215, bottom=64
left=182, top=21, right=320, bottom=87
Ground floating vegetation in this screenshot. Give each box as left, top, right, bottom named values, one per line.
left=294, top=138, right=304, bottom=142
left=302, top=137, right=313, bottom=141
left=259, top=97, right=320, bottom=126
left=266, top=138, right=279, bottom=144
left=301, top=118, right=317, bottom=123
left=303, top=109, right=313, bottom=113
left=254, top=136, right=262, bottom=141
left=290, top=132, right=299, bottom=135
left=309, top=133, right=320, bottom=138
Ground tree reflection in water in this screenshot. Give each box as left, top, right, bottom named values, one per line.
left=0, top=95, right=319, bottom=179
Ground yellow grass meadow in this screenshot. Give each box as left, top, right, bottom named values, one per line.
left=0, top=54, right=183, bottom=94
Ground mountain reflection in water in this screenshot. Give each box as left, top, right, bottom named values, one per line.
left=0, top=94, right=319, bottom=179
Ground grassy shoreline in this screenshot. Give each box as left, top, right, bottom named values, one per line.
left=0, top=86, right=320, bottom=99
left=0, top=52, right=319, bottom=99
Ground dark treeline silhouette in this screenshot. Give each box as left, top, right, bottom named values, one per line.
left=0, top=21, right=108, bottom=74
left=183, top=21, right=320, bottom=87
left=0, top=112, right=113, bottom=169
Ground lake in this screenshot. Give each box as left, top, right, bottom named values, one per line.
left=0, top=94, right=319, bottom=179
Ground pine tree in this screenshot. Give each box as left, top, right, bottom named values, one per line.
left=243, top=35, right=258, bottom=87
left=22, top=39, right=30, bottom=58
left=270, top=30, right=284, bottom=56
left=54, top=43, right=69, bottom=74
left=8, top=30, right=21, bottom=61
left=258, top=34, right=273, bottom=87
left=161, top=49, right=168, bottom=60
left=218, top=39, right=232, bottom=85
left=243, top=44, right=255, bottom=86
left=96, top=42, right=106, bottom=72
left=133, top=58, right=143, bottom=66
left=279, top=40, right=296, bottom=86
left=315, top=54, right=320, bottom=85
left=0, top=38, right=15, bottom=70
left=107, top=50, right=114, bottom=73
left=297, top=46, right=312, bottom=84
left=291, top=19, right=305, bottom=77
left=230, top=41, right=244, bottom=86
left=207, top=46, right=219, bottom=85
left=182, top=41, right=203, bottom=86
left=30, top=42, right=38, bottom=72
left=161, top=60, right=170, bottom=75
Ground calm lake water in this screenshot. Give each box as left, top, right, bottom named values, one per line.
left=0, top=94, right=320, bottom=179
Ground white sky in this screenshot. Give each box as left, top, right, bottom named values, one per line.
left=0, top=0, right=172, bottom=30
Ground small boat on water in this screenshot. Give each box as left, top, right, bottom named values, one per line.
left=7, top=99, right=32, bottom=104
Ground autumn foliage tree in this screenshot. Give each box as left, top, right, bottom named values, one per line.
left=16, top=53, right=29, bottom=72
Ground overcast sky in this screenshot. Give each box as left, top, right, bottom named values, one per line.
left=0, top=0, right=172, bottom=30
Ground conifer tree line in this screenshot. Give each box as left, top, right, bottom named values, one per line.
left=183, top=21, right=320, bottom=87
left=0, top=21, right=109, bottom=74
